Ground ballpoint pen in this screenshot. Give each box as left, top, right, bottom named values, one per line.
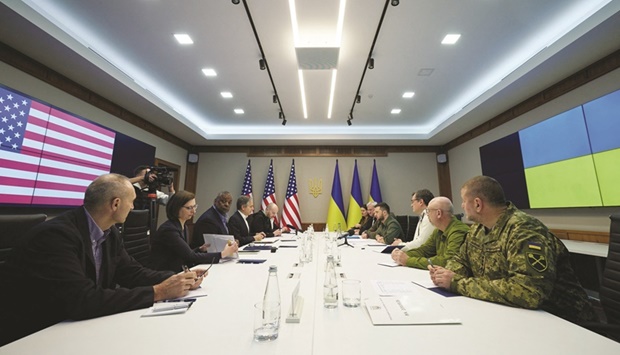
left=427, top=258, right=435, bottom=268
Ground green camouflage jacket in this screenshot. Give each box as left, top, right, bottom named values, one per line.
left=405, top=216, right=469, bottom=269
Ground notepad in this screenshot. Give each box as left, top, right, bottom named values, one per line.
left=237, top=259, right=267, bottom=264
left=142, top=301, right=193, bottom=317
left=243, top=245, right=272, bottom=251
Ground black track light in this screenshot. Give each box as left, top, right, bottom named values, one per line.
left=259, top=59, right=266, bottom=70
left=348, top=112, right=353, bottom=120
left=279, top=111, right=284, bottom=119
left=368, top=58, right=374, bottom=70
left=347, top=119, right=352, bottom=126
left=232, top=0, right=240, bottom=4
left=391, top=0, right=399, bottom=6
left=282, top=119, right=287, bottom=126
left=356, top=95, right=361, bottom=104
left=273, top=95, right=278, bottom=104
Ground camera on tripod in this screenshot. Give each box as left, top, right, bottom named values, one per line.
left=144, top=166, right=174, bottom=193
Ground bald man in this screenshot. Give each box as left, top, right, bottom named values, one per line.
left=391, top=197, right=469, bottom=269
left=250, top=202, right=283, bottom=237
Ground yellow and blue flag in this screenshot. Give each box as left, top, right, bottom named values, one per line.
left=369, top=159, right=383, bottom=203
left=326, top=160, right=347, bottom=231
left=346, top=160, right=363, bottom=229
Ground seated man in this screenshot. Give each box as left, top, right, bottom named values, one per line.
left=401, top=189, right=435, bottom=251
left=129, top=165, right=175, bottom=209
left=228, top=195, right=266, bottom=246
left=191, top=191, right=232, bottom=249
left=429, top=176, right=596, bottom=323
left=0, top=174, right=203, bottom=346
left=250, top=202, right=282, bottom=238
left=391, top=197, right=468, bottom=269
left=361, top=202, right=403, bottom=245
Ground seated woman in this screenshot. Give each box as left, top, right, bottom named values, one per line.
left=147, top=190, right=238, bottom=272
left=350, top=205, right=372, bottom=235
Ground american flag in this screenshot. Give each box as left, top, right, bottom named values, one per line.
left=0, top=86, right=115, bottom=206
left=282, top=159, right=302, bottom=230
left=261, top=159, right=278, bottom=226
left=241, top=159, right=253, bottom=199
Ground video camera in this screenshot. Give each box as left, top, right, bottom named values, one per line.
left=144, top=166, right=175, bottom=193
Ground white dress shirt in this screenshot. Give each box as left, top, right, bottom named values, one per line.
left=401, top=213, right=435, bottom=252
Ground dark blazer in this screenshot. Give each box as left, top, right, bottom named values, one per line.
left=148, top=219, right=221, bottom=272
left=250, top=210, right=278, bottom=238
left=191, top=206, right=229, bottom=249
left=227, top=211, right=255, bottom=246
left=0, top=207, right=173, bottom=346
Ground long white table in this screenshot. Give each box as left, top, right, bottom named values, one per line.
left=1, top=235, right=619, bottom=354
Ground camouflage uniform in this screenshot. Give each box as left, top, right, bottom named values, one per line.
left=446, top=202, right=596, bottom=323
left=404, top=216, right=469, bottom=269
left=366, top=214, right=404, bottom=245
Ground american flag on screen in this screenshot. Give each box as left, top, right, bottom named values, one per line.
left=241, top=159, right=253, bottom=199
left=261, top=159, right=278, bottom=226
left=0, top=86, right=115, bottom=206
left=282, top=159, right=301, bottom=230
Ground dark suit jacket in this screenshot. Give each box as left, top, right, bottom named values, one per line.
left=0, top=207, right=173, bottom=346
left=250, top=210, right=278, bottom=238
left=191, top=206, right=229, bottom=249
left=148, top=219, right=221, bottom=272
left=227, top=211, right=255, bottom=246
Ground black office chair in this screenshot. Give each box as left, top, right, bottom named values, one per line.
left=0, top=214, right=47, bottom=269
left=454, top=213, right=464, bottom=221
left=581, top=214, right=620, bottom=342
left=121, top=209, right=151, bottom=266
left=395, top=215, right=410, bottom=242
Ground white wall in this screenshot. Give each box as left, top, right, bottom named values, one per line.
left=0, top=62, right=188, bottom=223
left=194, top=153, right=439, bottom=224
left=449, top=68, right=620, bottom=231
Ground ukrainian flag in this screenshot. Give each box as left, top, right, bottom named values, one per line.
left=326, top=160, right=347, bottom=231
left=346, top=160, right=363, bottom=229
left=369, top=159, right=383, bottom=203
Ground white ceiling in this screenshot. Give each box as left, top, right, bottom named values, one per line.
left=1, top=0, right=620, bottom=146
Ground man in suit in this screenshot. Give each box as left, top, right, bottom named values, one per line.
left=250, top=202, right=282, bottom=238
left=191, top=191, right=233, bottom=249
left=228, top=195, right=265, bottom=246
left=0, top=174, right=202, bottom=346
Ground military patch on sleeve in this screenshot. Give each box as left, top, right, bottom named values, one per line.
left=527, top=242, right=542, bottom=251
left=526, top=252, right=548, bottom=272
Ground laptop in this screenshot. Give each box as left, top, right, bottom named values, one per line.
left=203, top=234, right=238, bottom=259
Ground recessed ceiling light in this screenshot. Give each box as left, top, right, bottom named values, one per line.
left=442, top=34, right=461, bottom=45
left=402, top=92, right=415, bottom=98
left=234, top=108, right=244, bottom=114
left=174, top=33, right=193, bottom=45
left=221, top=92, right=233, bottom=98
left=391, top=109, right=401, bottom=114
left=202, top=68, right=217, bottom=77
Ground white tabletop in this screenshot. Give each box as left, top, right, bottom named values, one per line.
left=1, top=235, right=618, bottom=355
left=561, top=239, right=609, bottom=258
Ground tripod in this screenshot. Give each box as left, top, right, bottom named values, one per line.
left=338, top=233, right=354, bottom=248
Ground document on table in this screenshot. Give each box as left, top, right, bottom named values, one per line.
left=371, top=279, right=417, bottom=296
left=173, top=287, right=208, bottom=300
left=377, top=261, right=400, bottom=267
left=142, top=301, right=193, bottom=317
left=365, top=296, right=461, bottom=325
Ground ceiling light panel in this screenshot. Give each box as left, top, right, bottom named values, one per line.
left=234, top=109, right=244, bottom=114
left=173, top=33, right=193, bottom=45
left=442, top=34, right=461, bottom=44
left=220, top=92, right=233, bottom=98
left=391, top=109, right=401, bottom=114
left=402, top=92, right=415, bottom=98
left=202, top=68, right=217, bottom=77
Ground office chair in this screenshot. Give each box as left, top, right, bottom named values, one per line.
left=0, top=214, right=47, bottom=269
left=121, top=209, right=151, bottom=266
left=582, top=214, right=620, bottom=342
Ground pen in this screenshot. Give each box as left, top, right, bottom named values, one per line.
left=163, top=298, right=196, bottom=303
left=427, top=258, right=435, bottom=268
left=182, top=265, right=190, bottom=273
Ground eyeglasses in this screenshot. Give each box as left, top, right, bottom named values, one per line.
left=183, top=205, right=198, bottom=211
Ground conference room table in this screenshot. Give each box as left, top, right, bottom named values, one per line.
left=1, top=234, right=619, bottom=355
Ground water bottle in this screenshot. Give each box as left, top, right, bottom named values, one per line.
left=324, top=255, right=338, bottom=308
left=258, top=265, right=281, bottom=341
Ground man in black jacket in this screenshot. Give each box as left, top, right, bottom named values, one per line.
left=0, top=174, right=203, bottom=346
left=191, top=191, right=232, bottom=249
left=228, top=195, right=265, bottom=246
left=250, top=202, right=282, bottom=238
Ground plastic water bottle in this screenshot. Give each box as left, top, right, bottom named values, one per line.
left=257, top=265, right=281, bottom=341
left=324, top=255, right=338, bottom=308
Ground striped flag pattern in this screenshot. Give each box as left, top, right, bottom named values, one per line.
left=261, top=159, right=279, bottom=226
left=282, top=159, right=301, bottom=230
left=241, top=159, right=253, bottom=199
left=0, top=86, right=115, bottom=206
left=346, top=160, right=363, bottom=229
left=326, top=159, right=347, bottom=231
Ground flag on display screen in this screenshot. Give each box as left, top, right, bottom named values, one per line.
left=346, top=159, right=363, bottom=229
left=282, top=159, right=301, bottom=231
left=326, top=159, right=347, bottom=231
left=261, top=159, right=279, bottom=225
left=0, top=86, right=115, bottom=206
left=369, top=159, right=383, bottom=203
left=241, top=159, right=253, bottom=199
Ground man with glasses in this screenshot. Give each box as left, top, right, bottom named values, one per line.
left=191, top=191, right=233, bottom=249
left=391, top=196, right=469, bottom=269
left=401, top=189, right=435, bottom=251
left=429, top=176, right=595, bottom=323
left=228, top=195, right=266, bottom=246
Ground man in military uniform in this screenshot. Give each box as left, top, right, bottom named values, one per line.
left=391, top=196, right=469, bottom=269
left=429, top=176, right=596, bottom=323
left=361, top=202, right=404, bottom=245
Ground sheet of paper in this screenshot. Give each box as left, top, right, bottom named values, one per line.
left=364, top=296, right=461, bottom=325
left=377, top=261, right=400, bottom=267
left=411, top=279, right=436, bottom=289
left=371, top=279, right=417, bottom=296
left=142, top=302, right=192, bottom=317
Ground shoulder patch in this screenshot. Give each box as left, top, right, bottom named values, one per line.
left=526, top=252, right=548, bottom=272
